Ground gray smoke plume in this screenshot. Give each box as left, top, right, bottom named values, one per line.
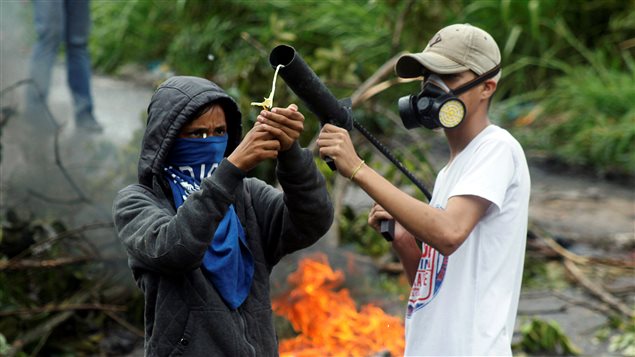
left=0, top=1, right=153, bottom=293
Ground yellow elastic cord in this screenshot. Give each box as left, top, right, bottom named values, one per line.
left=349, top=160, right=365, bottom=181
left=250, top=64, right=284, bottom=110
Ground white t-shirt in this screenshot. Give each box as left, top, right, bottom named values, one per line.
left=404, top=125, right=530, bottom=356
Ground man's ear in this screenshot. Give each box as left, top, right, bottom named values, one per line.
left=482, top=79, right=497, bottom=101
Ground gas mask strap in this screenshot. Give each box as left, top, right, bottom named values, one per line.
left=451, top=64, right=501, bottom=96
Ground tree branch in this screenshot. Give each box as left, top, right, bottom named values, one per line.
left=7, top=289, right=92, bottom=356
left=26, top=189, right=90, bottom=204
left=104, top=310, right=144, bottom=338
left=562, top=258, right=634, bottom=319
left=351, top=52, right=406, bottom=107
left=391, top=0, right=415, bottom=52
left=550, top=290, right=614, bottom=316
left=0, top=255, right=123, bottom=271
left=0, top=303, right=126, bottom=317
left=530, top=222, right=635, bottom=268
left=8, top=221, right=114, bottom=262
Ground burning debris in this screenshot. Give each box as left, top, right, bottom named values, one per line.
left=272, top=254, right=404, bottom=357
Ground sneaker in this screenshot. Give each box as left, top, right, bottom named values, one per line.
left=76, top=116, right=104, bottom=134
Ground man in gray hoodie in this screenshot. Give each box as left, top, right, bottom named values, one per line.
left=113, top=76, right=333, bottom=356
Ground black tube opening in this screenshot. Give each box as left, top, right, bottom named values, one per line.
left=269, top=45, right=296, bottom=68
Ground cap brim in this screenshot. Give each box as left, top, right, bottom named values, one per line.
left=395, top=52, right=469, bottom=78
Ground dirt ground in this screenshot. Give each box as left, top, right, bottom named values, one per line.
left=518, top=160, right=634, bottom=356
left=528, top=160, right=634, bottom=251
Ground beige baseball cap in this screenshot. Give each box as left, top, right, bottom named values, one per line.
left=395, top=24, right=501, bottom=81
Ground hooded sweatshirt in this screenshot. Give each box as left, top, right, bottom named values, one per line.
left=112, top=76, right=333, bottom=356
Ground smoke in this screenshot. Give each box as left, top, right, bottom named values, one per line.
left=1, top=2, right=34, bottom=168
left=0, top=1, right=153, bottom=290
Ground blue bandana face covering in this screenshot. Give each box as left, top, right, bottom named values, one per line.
left=163, top=135, right=254, bottom=310
left=166, top=136, right=227, bottom=184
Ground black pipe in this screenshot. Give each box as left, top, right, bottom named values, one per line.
left=269, top=45, right=432, bottom=240
left=269, top=45, right=353, bottom=131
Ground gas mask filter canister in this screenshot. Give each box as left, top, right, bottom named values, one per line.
left=398, top=65, right=500, bottom=130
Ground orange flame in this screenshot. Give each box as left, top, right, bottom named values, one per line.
left=272, top=254, right=404, bottom=356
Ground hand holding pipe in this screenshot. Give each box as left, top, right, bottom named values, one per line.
left=269, top=45, right=431, bottom=241
left=269, top=45, right=353, bottom=130
left=269, top=45, right=352, bottom=170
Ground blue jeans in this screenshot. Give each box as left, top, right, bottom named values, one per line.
left=28, top=0, right=94, bottom=122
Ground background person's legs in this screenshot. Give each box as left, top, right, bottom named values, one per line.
left=26, top=0, right=64, bottom=126
left=65, top=0, right=102, bottom=132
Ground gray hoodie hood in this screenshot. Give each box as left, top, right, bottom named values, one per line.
left=137, top=76, right=242, bottom=187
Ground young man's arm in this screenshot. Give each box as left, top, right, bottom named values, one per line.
left=368, top=204, right=421, bottom=285
left=368, top=194, right=488, bottom=284
left=318, top=124, right=490, bottom=256
left=363, top=174, right=489, bottom=256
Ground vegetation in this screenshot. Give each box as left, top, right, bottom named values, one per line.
left=513, top=65, right=635, bottom=176
left=513, top=318, right=582, bottom=355
left=596, top=315, right=635, bottom=356
left=90, top=0, right=634, bottom=180
left=522, top=256, right=571, bottom=290
left=0, top=210, right=144, bottom=356
left=90, top=3, right=635, bottom=251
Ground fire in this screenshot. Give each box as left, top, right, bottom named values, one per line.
left=272, top=254, right=405, bottom=357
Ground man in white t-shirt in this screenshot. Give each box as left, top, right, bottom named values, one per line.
left=317, top=23, right=530, bottom=356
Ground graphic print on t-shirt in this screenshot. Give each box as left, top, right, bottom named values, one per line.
left=407, top=242, right=448, bottom=318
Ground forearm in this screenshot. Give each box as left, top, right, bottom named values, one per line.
left=316, top=124, right=478, bottom=255
left=253, top=143, right=332, bottom=260
left=277, top=142, right=333, bottom=227
left=352, top=165, right=460, bottom=255
left=391, top=234, right=422, bottom=286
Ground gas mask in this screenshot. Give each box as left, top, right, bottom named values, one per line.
left=398, top=65, right=500, bottom=130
